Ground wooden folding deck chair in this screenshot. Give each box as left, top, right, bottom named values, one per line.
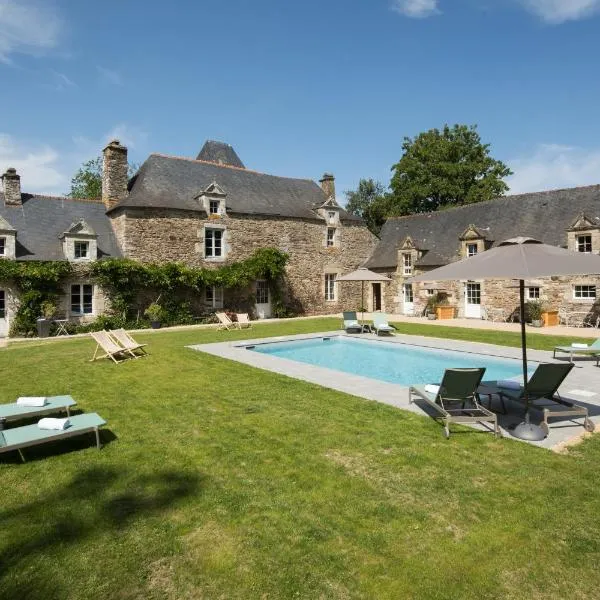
left=236, top=313, right=252, bottom=329
left=89, top=330, right=131, bottom=364
left=409, top=368, right=500, bottom=439
left=110, top=328, right=148, bottom=357
left=215, top=312, right=239, bottom=331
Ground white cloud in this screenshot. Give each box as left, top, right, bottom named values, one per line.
left=518, top=0, right=600, bottom=23
left=391, top=0, right=440, bottom=18
left=507, top=143, right=600, bottom=194
left=0, top=134, right=68, bottom=195
left=104, top=124, right=148, bottom=150
left=0, top=0, right=62, bottom=63
left=97, top=65, right=123, bottom=86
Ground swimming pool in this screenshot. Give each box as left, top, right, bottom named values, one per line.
left=248, top=336, right=529, bottom=386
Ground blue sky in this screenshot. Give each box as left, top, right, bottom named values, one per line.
left=1, top=0, right=600, bottom=200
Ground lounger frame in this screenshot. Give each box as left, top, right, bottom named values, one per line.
left=0, top=395, right=76, bottom=423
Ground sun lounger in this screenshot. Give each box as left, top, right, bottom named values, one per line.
left=236, top=313, right=252, bottom=329
left=110, top=328, right=148, bottom=357
left=342, top=311, right=363, bottom=333
left=0, top=395, right=76, bottom=424
left=89, top=330, right=131, bottom=364
left=372, top=313, right=395, bottom=336
left=409, top=368, right=500, bottom=438
left=215, top=312, right=239, bottom=331
left=553, top=339, right=600, bottom=362
left=0, top=413, right=106, bottom=462
left=495, top=362, right=594, bottom=436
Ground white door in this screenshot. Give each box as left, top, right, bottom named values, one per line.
left=403, top=283, right=414, bottom=315
left=465, top=283, right=482, bottom=319
left=0, top=290, right=6, bottom=337
left=255, top=280, right=271, bottom=319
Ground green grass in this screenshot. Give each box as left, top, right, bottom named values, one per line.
left=2, top=318, right=600, bottom=599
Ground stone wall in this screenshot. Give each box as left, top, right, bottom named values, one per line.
left=110, top=208, right=377, bottom=314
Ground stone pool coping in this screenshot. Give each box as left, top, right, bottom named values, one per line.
left=188, top=331, right=600, bottom=451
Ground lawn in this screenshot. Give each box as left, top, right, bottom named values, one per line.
left=2, top=318, right=600, bottom=599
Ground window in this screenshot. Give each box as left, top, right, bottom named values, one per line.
left=574, top=285, right=596, bottom=299
left=526, top=287, right=540, bottom=300
left=466, top=283, right=481, bottom=305
left=0, top=238, right=5, bottom=256
left=205, top=228, right=223, bottom=258
left=325, top=274, right=337, bottom=301
left=209, top=200, right=220, bottom=215
left=0, top=290, right=4, bottom=319
left=467, top=243, right=478, bottom=257
left=403, top=253, right=412, bottom=276
left=577, top=235, right=592, bottom=253
left=205, top=286, right=223, bottom=308
left=74, top=241, right=89, bottom=259
left=426, top=289, right=435, bottom=296
left=71, top=284, right=93, bottom=315
left=403, top=283, right=413, bottom=303
left=328, top=211, right=336, bottom=223
left=256, top=280, right=269, bottom=304
left=326, top=228, right=336, bottom=247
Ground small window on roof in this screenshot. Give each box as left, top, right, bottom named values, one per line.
left=209, top=200, right=220, bottom=215
left=74, top=241, right=89, bottom=259
left=0, top=238, right=5, bottom=256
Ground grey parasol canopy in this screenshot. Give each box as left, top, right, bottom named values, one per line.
left=407, top=237, right=600, bottom=440
left=337, top=268, right=391, bottom=324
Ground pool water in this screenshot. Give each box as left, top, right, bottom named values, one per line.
left=249, top=336, right=528, bottom=386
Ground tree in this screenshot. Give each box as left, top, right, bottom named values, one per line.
left=68, top=156, right=139, bottom=199
left=388, top=124, right=512, bottom=216
left=344, top=178, right=388, bottom=235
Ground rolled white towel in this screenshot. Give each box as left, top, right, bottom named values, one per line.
left=17, top=396, right=47, bottom=407
left=571, top=343, right=589, bottom=349
left=498, top=379, right=522, bottom=390
left=424, top=384, right=440, bottom=395
left=346, top=321, right=360, bottom=326
left=38, top=417, right=70, bottom=431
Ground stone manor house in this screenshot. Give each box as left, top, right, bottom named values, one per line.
left=365, top=185, right=600, bottom=322
left=0, top=140, right=376, bottom=336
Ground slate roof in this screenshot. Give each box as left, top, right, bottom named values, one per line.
left=115, top=153, right=361, bottom=222
left=196, top=140, right=245, bottom=168
left=0, top=194, right=121, bottom=261
left=366, top=184, right=600, bottom=269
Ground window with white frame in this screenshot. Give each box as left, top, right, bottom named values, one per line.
left=467, top=243, right=478, bottom=257
left=403, top=253, right=412, bottom=276
left=326, top=227, right=336, bottom=247
left=209, top=200, right=220, bottom=215
left=403, top=283, right=414, bottom=303
left=426, top=288, right=435, bottom=296
left=0, top=237, right=5, bottom=256
left=205, top=228, right=223, bottom=258
left=0, top=290, right=5, bottom=318
left=205, top=285, right=223, bottom=308
left=573, top=285, right=596, bottom=299
left=256, top=280, right=269, bottom=304
left=526, top=287, right=540, bottom=300
left=74, top=240, right=89, bottom=259
left=577, top=235, right=593, bottom=253
left=328, top=211, right=336, bottom=223
left=71, top=284, right=93, bottom=315
left=324, top=273, right=337, bottom=301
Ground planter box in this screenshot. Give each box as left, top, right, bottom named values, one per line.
left=541, top=310, right=559, bottom=327
left=436, top=306, right=455, bottom=320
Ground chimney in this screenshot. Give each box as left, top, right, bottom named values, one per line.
left=2, top=167, right=22, bottom=206
left=319, top=172, right=335, bottom=200
left=102, top=139, right=128, bottom=210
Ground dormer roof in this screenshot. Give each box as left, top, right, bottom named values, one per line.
left=197, top=182, right=227, bottom=198
left=59, top=219, right=97, bottom=239
left=459, top=224, right=487, bottom=241
left=0, top=214, right=16, bottom=233
left=568, top=212, right=600, bottom=231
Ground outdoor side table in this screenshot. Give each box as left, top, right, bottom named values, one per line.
left=477, top=383, right=507, bottom=414
left=53, top=319, right=70, bottom=336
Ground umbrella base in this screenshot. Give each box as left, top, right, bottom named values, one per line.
left=511, top=421, right=547, bottom=441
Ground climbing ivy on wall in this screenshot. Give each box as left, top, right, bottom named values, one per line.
left=0, top=248, right=289, bottom=336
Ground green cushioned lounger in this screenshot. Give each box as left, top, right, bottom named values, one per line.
left=0, top=395, right=76, bottom=423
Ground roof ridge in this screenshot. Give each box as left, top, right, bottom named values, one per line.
left=384, top=183, right=600, bottom=224
left=0, top=192, right=104, bottom=205
left=149, top=153, right=317, bottom=184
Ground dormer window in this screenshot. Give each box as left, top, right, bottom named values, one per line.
left=403, top=253, right=412, bottom=276
left=326, top=228, right=336, bottom=247
left=74, top=241, right=89, bottom=259
left=467, top=243, right=478, bottom=257
left=0, top=238, right=5, bottom=256
left=209, top=200, right=220, bottom=215
left=577, top=235, right=592, bottom=253
left=328, top=211, right=336, bottom=223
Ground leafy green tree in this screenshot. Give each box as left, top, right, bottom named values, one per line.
left=388, top=124, right=512, bottom=216
left=68, top=156, right=139, bottom=199
left=344, top=178, right=388, bottom=235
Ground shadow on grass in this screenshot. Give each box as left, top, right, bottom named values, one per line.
left=0, top=466, right=203, bottom=599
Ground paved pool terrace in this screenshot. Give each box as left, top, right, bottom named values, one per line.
left=189, top=332, right=600, bottom=451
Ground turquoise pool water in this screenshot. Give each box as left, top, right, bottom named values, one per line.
left=249, top=336, right=528, bottom=386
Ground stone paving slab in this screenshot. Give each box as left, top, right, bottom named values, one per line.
left=189, top=331, right=600, bottom=451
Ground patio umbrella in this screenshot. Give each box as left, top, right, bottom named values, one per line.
left=337, top=267, right=391, bottom=324
left=407, top=237, right=600, bottom=440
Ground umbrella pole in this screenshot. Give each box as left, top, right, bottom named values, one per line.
left=511, top=279, right=546, bottom=441
left=361, top=281, right=365, bottom=327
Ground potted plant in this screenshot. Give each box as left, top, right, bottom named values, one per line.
left=526, top=300, right=543, bottom=327
left=36, top=300, right=57, bottom=338
left=426, top=294, right=438, bottom=320
left=144, top=302, right=164, bottom=329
